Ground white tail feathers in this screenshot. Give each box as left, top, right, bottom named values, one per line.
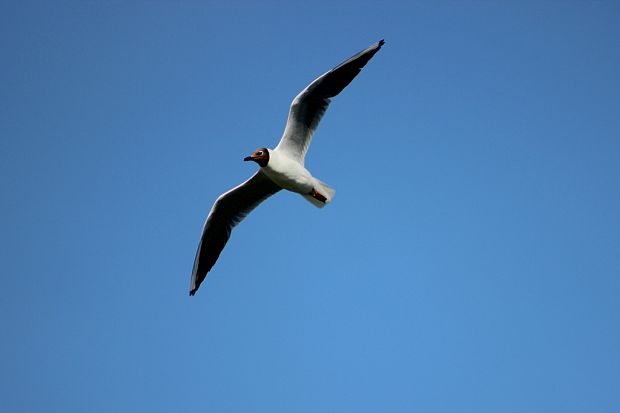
left=302, top=179, right=336, bottom=208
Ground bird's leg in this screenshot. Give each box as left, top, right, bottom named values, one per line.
left=310, top=188, right=327, bottom=203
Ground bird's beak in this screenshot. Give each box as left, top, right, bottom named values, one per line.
left=243, top=155, right=253, bottom=162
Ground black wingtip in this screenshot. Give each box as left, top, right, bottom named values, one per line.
left=189, top=289, right=196, bottom=296
left=379, top=39, right=385, bottom=46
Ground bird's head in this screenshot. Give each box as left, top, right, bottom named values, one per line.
left=243, top=148, right=270, bottom=167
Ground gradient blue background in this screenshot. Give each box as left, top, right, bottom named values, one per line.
left=2, top=1, right=619, bottom=411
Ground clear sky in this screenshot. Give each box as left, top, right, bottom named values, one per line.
left=2, top=1, right=620, bottom=412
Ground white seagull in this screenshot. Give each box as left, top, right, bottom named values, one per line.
left=190, top=40, right=385, bottom=295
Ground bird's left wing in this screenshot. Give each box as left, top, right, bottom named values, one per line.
left=275, top=40, right=384, bottom=164
left=190, top=171, right=281, bottom=295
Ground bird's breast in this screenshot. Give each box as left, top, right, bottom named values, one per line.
left=262, top=154, right=313, bottom=194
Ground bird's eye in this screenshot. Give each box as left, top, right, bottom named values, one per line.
left=257, top=151, right=263, bottom=156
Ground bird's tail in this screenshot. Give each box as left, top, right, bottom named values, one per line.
left=302, top=179, right=336, bottom=208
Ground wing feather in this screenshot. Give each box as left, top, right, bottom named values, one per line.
left=189, top=171, right=281, bottom=295
left=275, top=40, right=385, bottom=163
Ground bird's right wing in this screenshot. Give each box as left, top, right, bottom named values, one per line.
left=190, top=171, right=281, bottom=295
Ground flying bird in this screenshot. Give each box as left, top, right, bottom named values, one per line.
left=190, top=40, right=385, bottom=295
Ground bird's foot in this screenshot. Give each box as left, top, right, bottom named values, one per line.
left=310, top=188, right=327, bottom=203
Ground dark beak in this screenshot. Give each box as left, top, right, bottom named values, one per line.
left=243, top=156, right=253, bottom=162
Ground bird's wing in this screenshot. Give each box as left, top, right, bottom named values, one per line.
left=275, top=40, right=384, bottom=164
left=190, top=171, right=281, bottom=295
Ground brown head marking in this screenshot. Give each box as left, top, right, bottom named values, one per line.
left=243, top=148, right=269, bottom=167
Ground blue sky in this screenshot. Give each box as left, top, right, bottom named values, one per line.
left=2, top=1, right=619, bottom=411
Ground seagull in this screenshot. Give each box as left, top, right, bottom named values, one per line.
left=189, top=40, right=385, bottom=295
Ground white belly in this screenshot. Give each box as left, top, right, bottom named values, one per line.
left=262, top=152, right=314, bottom=194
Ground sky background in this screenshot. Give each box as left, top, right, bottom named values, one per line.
left=2, top=1, right=620, bottom=412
